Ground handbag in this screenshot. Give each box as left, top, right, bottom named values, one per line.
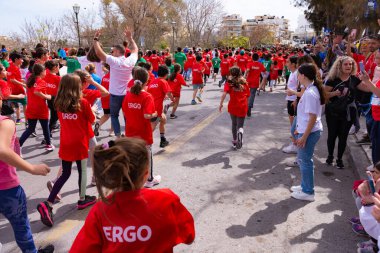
left=1, top=100, right=14, bottom=116
left=326, top=77, right=352, bottom=117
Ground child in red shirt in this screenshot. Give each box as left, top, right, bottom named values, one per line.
left=147, top=65, right=174, bottom=149
left=70, top=137, right=195, bottom=253
left=203, top=55, right=212, bottom=84
left=191, top=55, right=205, bottom=105
left=44, top=60, right=61, bottom=135
left=269, top=61, right=279, bottom=92
left=19, top=64, right=54, bottom=151
left=219, top=54, right=231, bottom=87
left=37, top=74, right=97, bottom=228
left=168, top=64, right=189, bottom=119
left=122, top=66, right=161, bottom=188
left=219, top=66, right=250, bottom=150
left=245, top=53, right=266, bottom=116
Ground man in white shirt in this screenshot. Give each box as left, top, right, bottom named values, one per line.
left=93, top=28, right=138, bottom=137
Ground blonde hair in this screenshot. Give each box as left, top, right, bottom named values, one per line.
left=85, top=63, right=96, bottom=73
left=326, top=56, right=357, bottom=81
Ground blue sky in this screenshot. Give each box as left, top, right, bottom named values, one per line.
left=0, top=0, right=305, bottom=36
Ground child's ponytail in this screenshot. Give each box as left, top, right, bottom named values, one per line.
left=130, top=66, right=148, bottom=95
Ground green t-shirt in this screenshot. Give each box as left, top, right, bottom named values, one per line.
left=0, top=59, right=10, bottom=69
left=262, top=60, right=272, bottom=72
left=212, top=57, right=221, bottom=68
left=66, top=57, right=81, bottom=73
left=174, top=52, right=187, bottom=69
left=167, top=65, right=174, bottom=75
left=136, top=57, right=147, bottom=66
left=285, top=66, right=291, bottom=76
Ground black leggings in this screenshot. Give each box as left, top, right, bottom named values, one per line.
left=326, top=110, right=352, bottom=160
left=47, top=159, right=87, bottom=203
left=230, top=114, right=245, bottom=141
left=47, top=96, right=58, bottom=130
left=19, top=119, right=50, bottom=146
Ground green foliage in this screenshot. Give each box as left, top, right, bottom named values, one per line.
left=220, top=36, right=249, bottom=48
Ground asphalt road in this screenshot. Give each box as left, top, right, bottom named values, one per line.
left=1, top=77, right=363, bottom=253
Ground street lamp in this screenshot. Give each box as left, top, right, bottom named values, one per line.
left=73, top=4, right=81, bottom=48
left=171, top=21, right=176, bottom=54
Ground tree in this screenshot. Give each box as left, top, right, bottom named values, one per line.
left=220, top=36, right=249, bottom=48
left=246, top=25, right=276, bottom=46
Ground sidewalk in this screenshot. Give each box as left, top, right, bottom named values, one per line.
left=347, top=116, right=372, bottom=180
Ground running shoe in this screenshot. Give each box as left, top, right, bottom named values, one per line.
left=352, top=223, right=369, bottom=236
left=236, top=128, right=244, bottom=149
left=144, top=175, right=161, bottom=188
left=93, top=122, right=100, bottom=137
left=291, top=191, right=315, bottom=201
left=163, top=104, right=170, bottom=114
left=326, top=155, right=334, bottom=165
left=16, top=119, right=22, bottom=125
left=160, top=139, right=169, bottom=148
left=247, top=109, right=252, bottom=117
left=349, top=216, right=361, bottom=225
left=282, top=143, right=298, bottom=154
left=77, top=195, right=97, bottom=210
left=196, top=95, right=203, bottom=103
left=41, top=139, right=47, bottom=145
left=45, top=144, right=55, bottom=152
left=46, top=180, right=62, bottom=202
left=191, top=100, right=197, bottom=105
left=37, top=201, right=54, bottom=227
left=357, top=240, right=375, bottom=249
left=290, top=185, right=302, bottom=192
left=170, top=114, right=178, bottom=119
left=37, top=244, right=55, bottom=253
left=108, top=132, right=115, bottom=137
left=336, top=159, right=345, bottom=169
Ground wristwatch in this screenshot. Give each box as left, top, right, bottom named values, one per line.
left=93, top=37, right=99, bottom=41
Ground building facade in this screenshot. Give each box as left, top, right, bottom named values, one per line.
left=221, top=14, right=243, bottom=37
left=242, top=15, right=290, bottom=42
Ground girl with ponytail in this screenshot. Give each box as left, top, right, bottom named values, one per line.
left=70, top=138, right=195, bottom=252
left=167, top=63, right=189, bottom=119
left=122, top=66, right=160, bottom=188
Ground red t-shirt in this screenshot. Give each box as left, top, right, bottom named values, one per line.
left=372, top=80, right=380, bottom=121
left=101, top=73, right=110, bottom=109
left=204, top=61, right=212, bottom=75
left=184, top=55, right=195, bottom=70
left=25, top=77, right=49, bottom=119
left=365, top=53, right=377, bottom=79
left=58, top=98, right=95, bottom=161
left=83, top=89, right=101, bottom=106
left=70, top=189, right=195, bottom=253
left=44, top=70, right=61, bottom=96
left=276, top=57, right=285, bottom=70
left=192, top=62, right=204, bottom=84
left=147, top=78, right=171, bottom=116
left=270, top=66, right=279, bottom=80
left=224, top=82, right=250, bottom=117
left=228, top=57, right=236, bottom=66
left=124, top=48, right=131, bottom=57
left=149, top=55, right=161, bottom=72
left=122, top=91, right=155, bottom=145
left=168, top=73, right=186, bottom=97
left=236, top=55, right=247, bottom=72
left=0, top=79, right=11, bottom=99
left=7, top=63, right=25, bottom=95
left=148, top=72, right=155, bottom=86
left=220, top=59, right=230, bottom=76
left=246, top=61, right=266, bottom=88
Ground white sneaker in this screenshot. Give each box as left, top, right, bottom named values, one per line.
left=144, top=175, right=161, bottom=188
left=282, top=143, right=298, bottom=154
left=291, top=191, right=315, bottom=201
left=290, top=185, right=302, bottom=192
left=286, top=159, right=299, bottom=167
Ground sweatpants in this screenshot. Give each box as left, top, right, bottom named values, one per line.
left=19, top=119, right=51, bottom=146
left=230, top=114, right=245, bottom=141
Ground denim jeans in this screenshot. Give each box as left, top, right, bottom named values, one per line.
left=291, top=116, right=297, bottom=140
left=248, top=88, right=258, bottom=108
left=371, top=120, right=380, bottom=165
left=183, top=68, right=192, bottom=80
left=0, top=186, right=37, bottom=253
left=110, top=94, right=125, bottom=136
left=297, top=130, right=321, bottom=195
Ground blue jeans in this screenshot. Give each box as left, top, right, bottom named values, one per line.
left=297, top=131, right=321, bottom=195
left=291, top=116, right=297, bottom=140
left=110, top=94, right=125, bottom=136
left=184, top=68, right=192, bottom=80
left=248, top=88, right=258, bottom=108
left=19, top=119, right=50, bottom=146
left=0, top=186, right=37, bottom=253
left=371, top=120, right=380, bottom=165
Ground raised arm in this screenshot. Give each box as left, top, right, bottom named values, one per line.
left=93, top=30, right=107, bottom=62
left=124, top=28, right=138, bottom=55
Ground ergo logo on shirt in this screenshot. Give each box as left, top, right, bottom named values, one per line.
left=46, top=83, right=56, bottom=89
left=149, top=83, right=159, bottom=88
left=128, top=103, right=141, bottom=109
left=103, top=225, right=152, bottom=243
left=62, top=113, right=78, bottom=120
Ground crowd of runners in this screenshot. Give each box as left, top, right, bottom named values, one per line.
left=2, top=25, right=380, bottom=252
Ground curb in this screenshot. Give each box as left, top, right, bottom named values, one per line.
left=346, top=133, right=372, bottom=180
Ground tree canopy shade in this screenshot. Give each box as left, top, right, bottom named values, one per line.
left=294, top=0, right=380, bottom=35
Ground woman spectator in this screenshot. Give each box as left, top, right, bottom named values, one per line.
left=324, top=56, right=373, bottom=169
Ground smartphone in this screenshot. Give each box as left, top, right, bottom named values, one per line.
left=359, top=61, right=365, bottom=73
left=350, top=29, right=357, bottom=39
left=367, top=171, right=376, bottom=195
